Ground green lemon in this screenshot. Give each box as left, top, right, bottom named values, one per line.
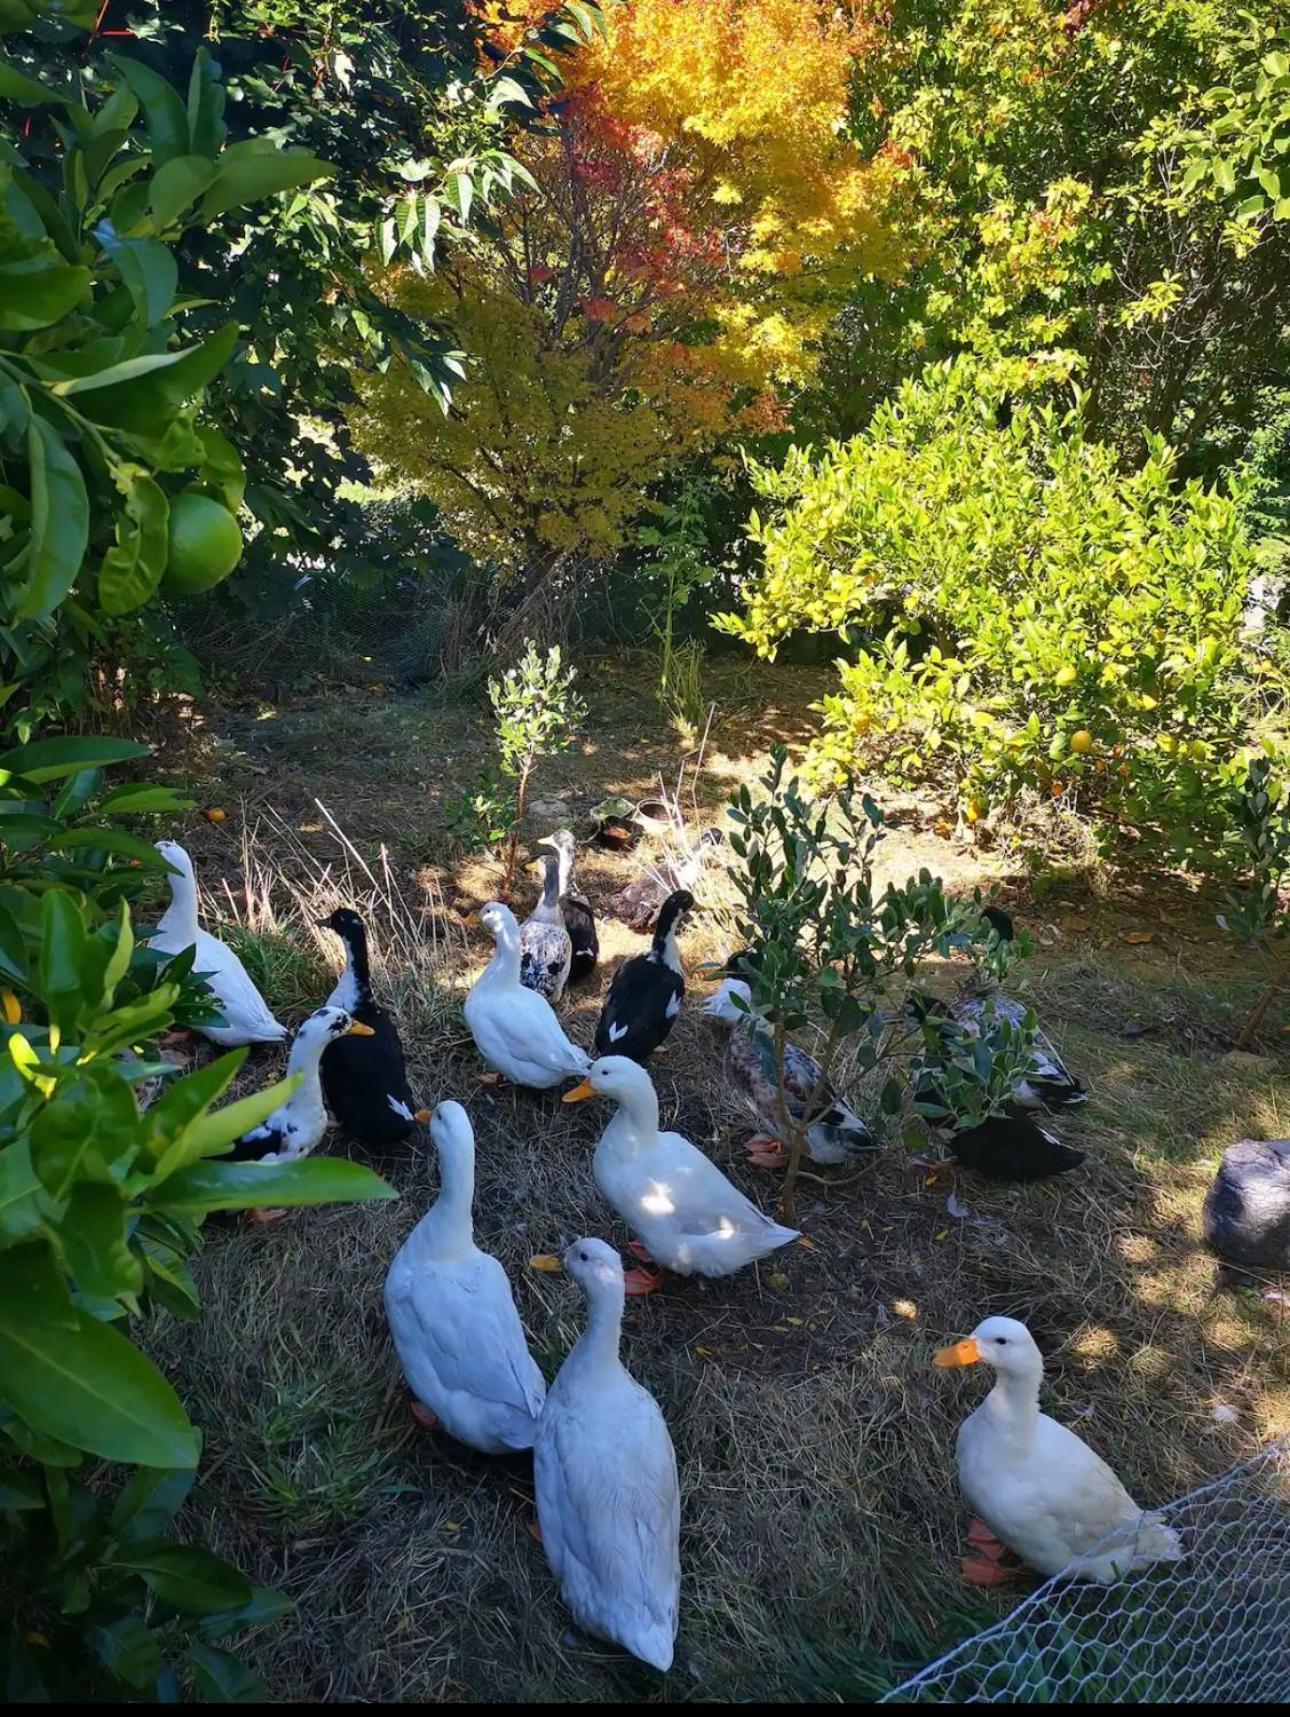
left=1055, top=664, right=1078, bottom=687
left=160, top=492, right=243, bottom=597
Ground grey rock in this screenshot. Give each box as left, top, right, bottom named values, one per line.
left=1204, top=1139, right=1290, bottom=1269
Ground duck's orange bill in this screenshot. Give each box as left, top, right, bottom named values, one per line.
left=414, top=1108, right=431, bottom=1124
left=562, top=1079, right=596, bottom=1103
left=529, top=1253, right=562, bottom=1273
left=934, top=1338, right=982, bottom=1368
left=347, top=1022, right=377, bottom=1037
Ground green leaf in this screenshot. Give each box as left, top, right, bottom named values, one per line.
left=0, top=1308, right=200, bottom=1467
left=0, top=1462, right=43, bottom=1509
left=108, top=55, right=189, bottom=165
left=157, top=1156, right=396, bottom=1214
left=186, top=1643, right=266, bottom=1701
left=201, top=150, right=332, bottom=220
left=51, top=352, right=188, bottom=395
left=0, top=1143, right=43, bottom=1244
left=99, top=470, right=171, bottom=616
left=40, top=887, right=85, bottom=1015
left=0, top=58, right=58, bottom=105
left=0, top=254, right=90, bottom=331
left=96, top=224, right=178, bottom=328
left=152, top=1073, right=298, bottom=1178
left=85, top=1615, right=164, bottom=1692
left=111, top=1543, right=251, bottom=1616
left=196, top=1586, right=294, bottom=1643
left=48, top=827, right=175, bottom=867
left=187, top=48, right=227, bottom=157
left=143, top=1049, right=245, bottom=1150
left=0, top=734, right=148, bottom=784
left=58, top=1181, right=143, bottom=1299
left=16, top=413, right=89, bottom=621
left=110, top=1463, right=195, bottom=1540
left=75, top=323, right=239, bottom=433
left=52, top=764, right=103, bottom=819
left=149, top=155, right=218, bottom=231
left=0, top=1239, right=78, bottom=1331
left=96, top=783, right=189, bottom=814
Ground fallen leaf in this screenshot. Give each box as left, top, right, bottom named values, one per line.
left=786, top=1316, right=804, bottom=1326
left=694, top=1345, right=713, bottom=1358
left=892, top=1298, right=918, bottom=1321
left=1122, top=929, right=1155, bottom=945
left=203, top=807, right=227, bottom=824
left=934, top=1228, right=950, bottom=1241
left=443, top=1520, right=460, bottom=1532
left=769, top=1270, right=789, bottom=1291
left=796, top=1236, right=815, bottom=1248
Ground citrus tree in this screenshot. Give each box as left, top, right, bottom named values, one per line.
left=720, top=358, right=1273, bottom=869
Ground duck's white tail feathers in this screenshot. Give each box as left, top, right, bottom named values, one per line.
left=1074, top=1511, right=1184, bottom=1583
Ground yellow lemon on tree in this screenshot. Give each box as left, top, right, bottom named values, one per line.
left=1055, top=664, right=1078, bottom=687
left=1070, top=729, right=1094, bottom=755
left=161, top=492, right=243, bottom=598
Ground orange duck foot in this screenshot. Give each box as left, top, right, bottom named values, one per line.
left=477, top=1071, right=507, bottom=1087
left=410, top=1402, right=439, bottom=1432
left=246, top=1207, right=288, bottom=1224
left=627, top=1239, right=655, bottom=1263
left=961, top=1517, right=1023, bottom=1584
left=623, top=1266, right=665, bottom=1296
left=744, top=1135, right=790, bottom=1169
left=526, top=1516, right=543, bottom=1546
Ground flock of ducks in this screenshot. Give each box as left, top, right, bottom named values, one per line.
left=148, top=829, right=1183, bottom=1672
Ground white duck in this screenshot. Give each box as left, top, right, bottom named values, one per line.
left=227, top=1005, right=373, bottom=1163
left=384, top=1102, right=546, bottom=1453
left=563, top=1056, right=799, bottom=1293
left=150, top=840, right=287, bottom=1046
left=532, top=1237, right=680, bottom=1671
left=464, top=902, right=590, bottom=1089
left=936, top=1316, right=1183, bottom=1583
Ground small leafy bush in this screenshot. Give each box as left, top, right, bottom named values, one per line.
left=487, top=640, right=585, bottom=891
left=1217, top=755, right=1290, bottom=1044
left=0, top=736, right=394, bottom=1698
left=724, top=747, right=1006, bottom=1217
left=720, top=359, right=1276, bottom=870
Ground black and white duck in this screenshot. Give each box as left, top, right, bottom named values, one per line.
left=908, top=995, right=1085, bottom=1180
left=226, top=1005, right=373, bottom=1163
left=594, top=889, right=692, bottom=1064
left=318, top=907, right=427, bottom=1145
left=520, top=850, right=573, bottom=1003
left=540, top=828, right=598, bottom=983
left=703, top=976, right=879, bottom=1167
left=953, top=908, right=1087, bottom=1111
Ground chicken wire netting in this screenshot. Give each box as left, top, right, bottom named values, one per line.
left=882, top=1437, right=1290, bottom=1704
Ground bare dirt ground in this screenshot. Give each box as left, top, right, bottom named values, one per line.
left=147, top=655, right=1290, bottom=1702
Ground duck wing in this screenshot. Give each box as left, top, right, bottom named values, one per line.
left=594, top=954, right=682, bottom=1062
left=535, top=1376, right=679, bottom=1669
left=385, top=1251, right=545, bottom=1447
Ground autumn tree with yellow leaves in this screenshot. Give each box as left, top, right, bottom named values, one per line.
left=351, top=0, right=903, bottom=584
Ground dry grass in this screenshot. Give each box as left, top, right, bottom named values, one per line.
left=147, top=659, right=1290, bottom=1702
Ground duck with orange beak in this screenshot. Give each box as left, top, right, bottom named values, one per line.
left=562, top=1056, right=799, bottom=1294
left=224, top=1006, right=377, bottom=1164
left=936, top=1316, right=1183, bottom=1584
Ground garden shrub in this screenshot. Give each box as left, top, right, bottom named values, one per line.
left=721, top=358, right=1287, bottom=870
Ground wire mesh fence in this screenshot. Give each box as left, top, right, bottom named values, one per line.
left=882, top=1437, right=1290, bottom=1703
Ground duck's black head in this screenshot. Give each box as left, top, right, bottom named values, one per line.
left=319, top=906, right=366, bottom=942
left=655, top=889, right=695, bottom=940
left=981, top=906, right=1015, bottom=942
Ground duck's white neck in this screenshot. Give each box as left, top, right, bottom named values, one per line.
left=565, top=1277, right=626, bottom=1379
left=481, top=927, right=522, bottom=987
left=978, top=1365, right=1042, bottom=1452
left=282, top=1031, right=330, bottom=1127
left=601, top=1084, right=661, bottom=1156
left=554, top=844, right=574, bottom=896
left=408, top=1144, right=475, bottom=1261
left=327, top=927, right=371, bottom=1012
left=160, top=863, right=199, bottom=939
